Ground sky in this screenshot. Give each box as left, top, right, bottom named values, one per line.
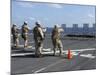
left=11, top=0, right=96, bottom=28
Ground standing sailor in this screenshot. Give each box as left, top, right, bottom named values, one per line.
left=11, top=24, right=19, bottom=47
left=21, top=21, right=29, bottom=48
left=33, top=21, right=45, bottom=57
left=51, top=24, right=64, bottom=56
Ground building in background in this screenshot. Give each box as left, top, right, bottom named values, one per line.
left=92, top=23, right=96, bottom=35
left=61, top=24, right=66, bottom=34
left=72, top=24, right=78, bottom=35
left=93, top=23, right=96, bottom=29
left=83, top=23, right=89, bottom=35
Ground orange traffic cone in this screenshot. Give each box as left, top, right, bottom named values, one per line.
left=67, top=48, right=73, bottom=59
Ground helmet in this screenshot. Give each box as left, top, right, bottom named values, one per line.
left=35, top=21, right=41, bottom=25
left=24, top=21, right=27, bottom=25
left=54, top=24, right=59, bottom=28
left=13, top=24, right=16, bottom=27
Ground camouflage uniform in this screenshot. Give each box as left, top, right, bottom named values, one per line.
left=51, top=25, right=63, bottom=56
left=11, top=24, right=19, bottom=47
left=33, top=22, right=44, bottom=57
left=21, top=22, right=29, bottom=48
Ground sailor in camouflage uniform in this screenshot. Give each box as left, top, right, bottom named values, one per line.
left=51, top=24, right=64, bottom=56
left=21, top=21, right=29, bottom=48
left=11, top=24, right=19, bottom=47
left=33, top=21, right=45, bottom=57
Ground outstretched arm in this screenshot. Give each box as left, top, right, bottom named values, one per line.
left=38, top=27, right=44, bottom=39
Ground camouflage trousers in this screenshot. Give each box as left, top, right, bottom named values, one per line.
left=34, top=40, right=43, bottom=57
left=52, top=39, right=63, bottom=56
left=22, top=33, right=28, bottom=48
left=13, top=35, right=19, bottom=47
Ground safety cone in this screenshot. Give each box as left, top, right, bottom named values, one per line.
left=67, top=48, right=73, bottom=59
